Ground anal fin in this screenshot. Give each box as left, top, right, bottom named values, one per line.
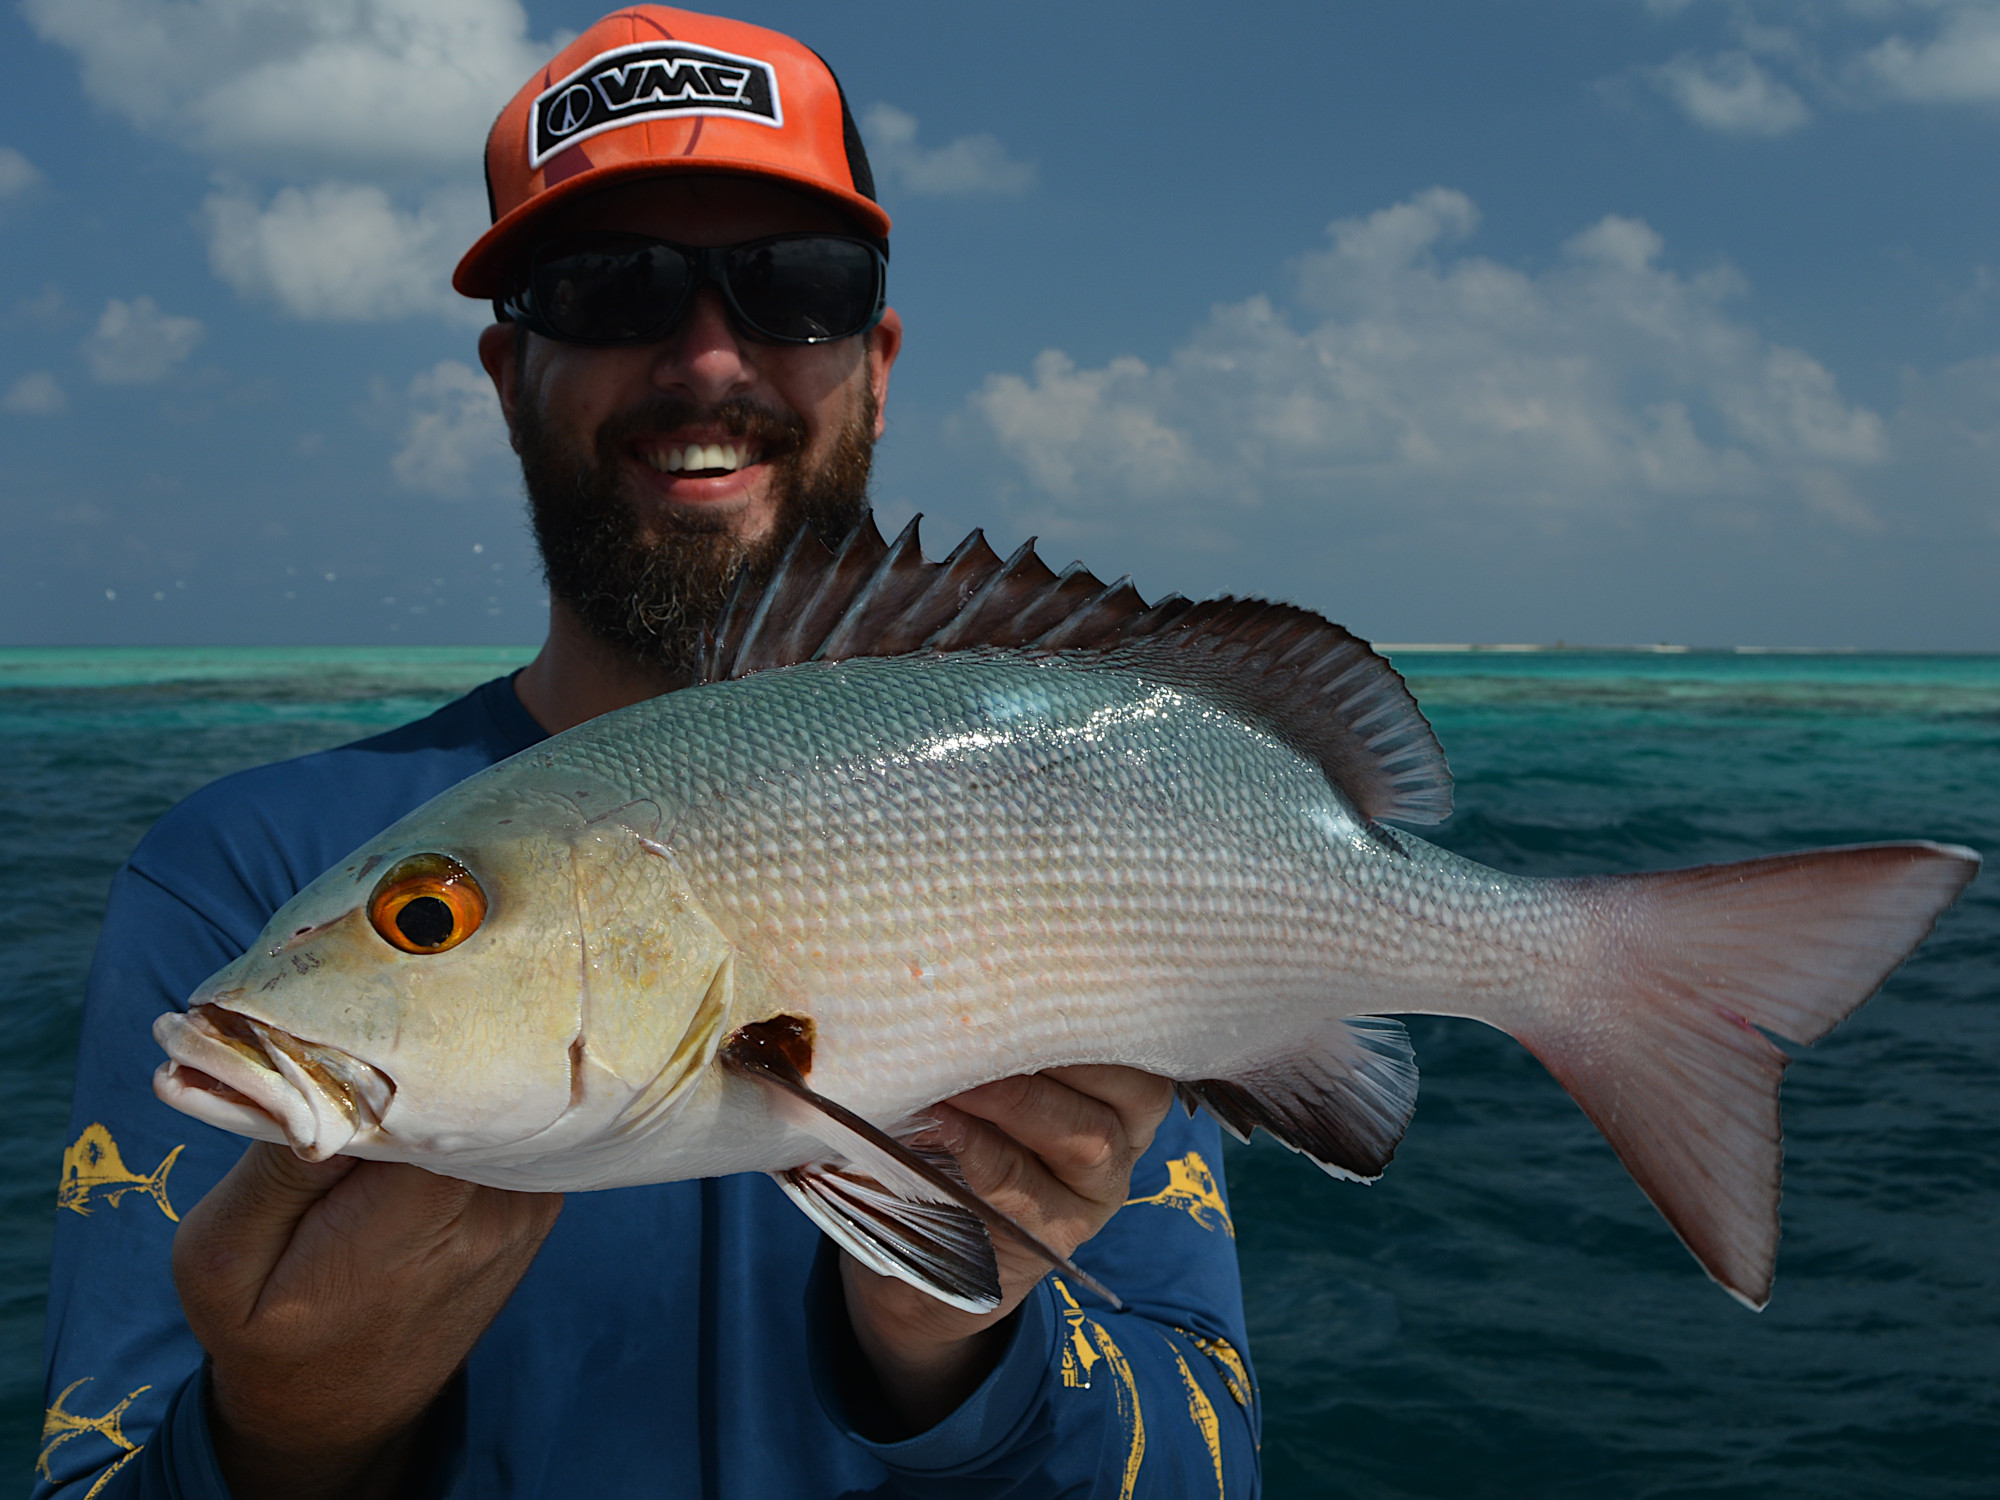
left=1181, top=1015, right=1418, bottom=1182
left=721, top=1032, right=1123, bottom=1312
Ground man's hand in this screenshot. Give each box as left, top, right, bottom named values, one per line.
left=173, top=1142, right=562, bottom=1500
left=839, top=1065, right=1175, bottom=1434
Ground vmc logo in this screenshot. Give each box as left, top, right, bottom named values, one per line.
left=529, top=41, right=783, bottom=166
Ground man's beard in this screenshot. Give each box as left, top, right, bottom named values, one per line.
left=516, top=385, right=876, bottom=677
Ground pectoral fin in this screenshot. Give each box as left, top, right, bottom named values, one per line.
left=776, top=1161, right=1003, bottom=1314
left=720, top=1030, right=1123, bottom=1312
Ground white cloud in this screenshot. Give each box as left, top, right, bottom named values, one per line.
left=204, top=181, right=488, bottom=323
left=82, top=297, right=205, bottom=383
left=861, top=104, right=1036, bottom=197
left=969, top=189, right=1887, bottom=548
left=19, top=0, right=544, bottom=174
left=22, top=0, right=556, bottom=325
left=1629, top=2, right=2000, bottom=128
left=390, top=360, right=512, bottom=497
left=1862, top=3, right=2000, bottom=102
left=3, top=372, right=67, bottom=415
left=0, top=147, right=40, bottom=198
left=1651, top=51, right=1812, bottom=134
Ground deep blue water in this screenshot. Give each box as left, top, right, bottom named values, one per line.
left=4, top=647, right=1996, bottom=1496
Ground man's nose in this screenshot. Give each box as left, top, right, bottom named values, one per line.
left=649, top=287, right=755, bottom=403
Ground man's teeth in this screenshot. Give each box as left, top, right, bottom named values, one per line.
left=646, top=443, right=755, bottom=474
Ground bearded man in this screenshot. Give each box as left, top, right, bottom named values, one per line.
left=38, top=10, right=1258, bottom=1498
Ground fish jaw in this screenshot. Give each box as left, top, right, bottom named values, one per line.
left=153, top=1003, right=396, bottom=1162
left=151, top=767, right=756, bottom=1177
left=154, top=783, right=596, bottom=1161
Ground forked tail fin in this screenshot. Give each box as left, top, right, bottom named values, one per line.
left=1520, top=840, right=1979, bottom=1309
left=139, top=1143, right=184, bottom=1222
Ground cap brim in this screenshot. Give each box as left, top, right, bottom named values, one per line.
left=452, top=157, right=892, bottom=300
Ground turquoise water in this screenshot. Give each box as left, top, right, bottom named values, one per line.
left=4, top=648, right=1996, bottom=1495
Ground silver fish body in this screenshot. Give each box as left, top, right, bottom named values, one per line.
left=154, top=521, right=1980, bottom=1311
left=167, top=653, right=1464, bottom=1173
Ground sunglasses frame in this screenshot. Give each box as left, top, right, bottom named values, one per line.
left=500, top=231, right=889, bottom=349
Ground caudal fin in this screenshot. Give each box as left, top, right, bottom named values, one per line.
left=1524, top=840, right=1978, bottom=1309
left=141, top=1144, right=184, bottom=1223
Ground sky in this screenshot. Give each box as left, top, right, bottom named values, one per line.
left=2, top=0, right=1998, bottom=650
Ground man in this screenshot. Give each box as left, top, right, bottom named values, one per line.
left=39, top=10, right=1258, bottom=1496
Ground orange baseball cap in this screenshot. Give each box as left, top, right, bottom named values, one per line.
left=454, top=6, right=889, bottom=300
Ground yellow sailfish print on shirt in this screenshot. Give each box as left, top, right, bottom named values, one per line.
left=1125, top=1151, right=1234, bottom=1237
left=1053, top=1277, right=1147, bottom=1500
left=39, top=1377, right=148, bottom=1498
left=1166, top=1339, right=1225, bottom=1500
left=58, top=1124, right=183, bottom=1222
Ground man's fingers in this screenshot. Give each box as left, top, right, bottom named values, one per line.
left=270, top=1162, right=561, bottom=1317
left=1041, top=1065, right=1175, bottom=1153
left=175, top=1143, right=357, bottom=1302
left=177, top=1152, right=566, bottom=1492
left=839, top=1068, right=1179, bottom=1424
left=311, top=1160, right=484, bottom=1250
left=924, top=1102, right=1075, bottom=1228
left=219, top=1141, right=359, bottom=1226
left=179, top=1143, right=562, bottom=1337
left=947, top=1066, right=1174, bottom=1194
left=947, top=1073, right=1122, bottom=1180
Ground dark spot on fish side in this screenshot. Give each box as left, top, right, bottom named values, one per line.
left=568, top=1035, right=587, bottom=1107
left=726, top=1015, right=815, bottom=1079
left=354, top=855, right=383, bottom=882
left=1365, top=822, right=1408, bottom=857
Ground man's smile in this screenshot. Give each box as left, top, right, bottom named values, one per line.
left=637, top=439, right=764, bottom=477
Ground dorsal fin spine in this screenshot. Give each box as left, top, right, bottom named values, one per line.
left=923, top=538, right=1039, bottom=651
left=905, top=527, right=999, bottom=628
left=1028, top=575, right=1143, bottom=651
left=736, top=526, right=813, bottom=672
left=697, top=514, right=1454, bottom=824
left=1269, top=628, right=1344, bottom=674
left=811, top=515, right=917, bottom=663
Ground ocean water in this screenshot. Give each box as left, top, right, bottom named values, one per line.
left=3, top=647, right=1995, bottom=1496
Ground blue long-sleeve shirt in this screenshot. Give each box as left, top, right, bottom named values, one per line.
left=38, top=675, right=1261, bottom=1498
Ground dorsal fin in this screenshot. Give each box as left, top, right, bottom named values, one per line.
left=698, top=514, right=1452, bottom=824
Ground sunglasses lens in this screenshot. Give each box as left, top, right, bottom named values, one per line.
left=727, top=237, right=882, bottom=342
left=519, top=235, right=882, bottom=345
left=532, top=239, right=691, bottom=343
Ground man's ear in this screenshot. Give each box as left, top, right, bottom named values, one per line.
left=478, top=322, right=523, bottom=450
left=867, top=308, right=903, bottom=441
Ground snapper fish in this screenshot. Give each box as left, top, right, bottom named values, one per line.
left=154, top=517, right=1979, bottom=1313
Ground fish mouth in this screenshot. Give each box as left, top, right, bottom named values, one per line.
left=152, top=1004, right=396, bottom=1162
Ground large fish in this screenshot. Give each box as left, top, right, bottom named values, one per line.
left=154, top=518, right=1979, bottom=1313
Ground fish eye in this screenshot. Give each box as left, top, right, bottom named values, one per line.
left=367, top=853, right=487, bottom=956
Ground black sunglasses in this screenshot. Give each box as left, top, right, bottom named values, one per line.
left=501, top=232, right=887, bottom=348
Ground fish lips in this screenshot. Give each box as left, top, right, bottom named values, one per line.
left=152, top=1003, right=396, bottom=1163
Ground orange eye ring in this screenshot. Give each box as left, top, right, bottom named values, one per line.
left=368, top=853, right=487, bottom=955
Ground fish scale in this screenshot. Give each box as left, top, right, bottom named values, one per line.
left=152, top=517, right=1979, bottom=1312
left=560, top=651, right=1560, bottom=1116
